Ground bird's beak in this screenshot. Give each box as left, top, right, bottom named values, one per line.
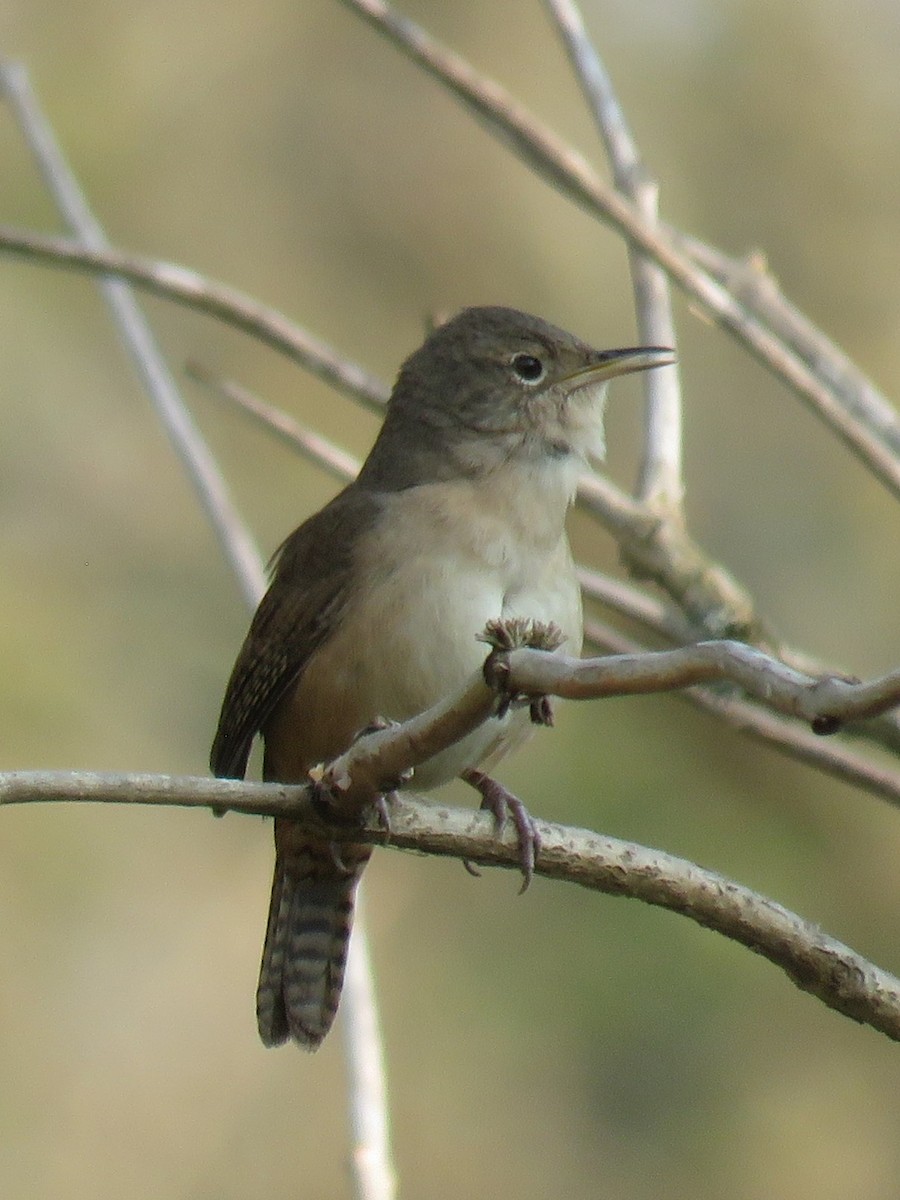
left=560, top=346, right=676, bottom=392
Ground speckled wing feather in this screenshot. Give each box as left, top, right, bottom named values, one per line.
left=209, top=485, right=379, bottom=781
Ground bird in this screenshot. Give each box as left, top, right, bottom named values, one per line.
left=210, top=305, right=674, bottom=1049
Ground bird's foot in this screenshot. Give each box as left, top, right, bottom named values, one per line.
left=461, top=768, right=542, bottom=893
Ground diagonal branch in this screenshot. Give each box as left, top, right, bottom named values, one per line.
left=323, top=624, right=900, bottom=811
left=187, top=363, right=363, bottom=483
left=0, top=223, right=389, bottom=413
left=675, top=231, right=900, bottom=448
left=0, top=62, right=265, bottom=608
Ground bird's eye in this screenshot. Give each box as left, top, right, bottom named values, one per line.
left=511, top=353, right=546, bottom=384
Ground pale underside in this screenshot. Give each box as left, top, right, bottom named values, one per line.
left=263, top=456, right=585, bottom=788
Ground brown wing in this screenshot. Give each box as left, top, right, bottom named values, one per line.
left=209, top=485, right=381, bottom=779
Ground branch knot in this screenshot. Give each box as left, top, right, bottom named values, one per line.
left=479, top=618, right=566, bottom=722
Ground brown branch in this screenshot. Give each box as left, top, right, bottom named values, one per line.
left=0, top=63, right=266, bottom=609
left=495, top=642, right=900, bottom=729
left=187, top=363, right=363, bottom=483
left=0, top=223, right=389, bottom=412
left=320, top=669, right=498, bottom=812
left=578, top=566, right=693, bottom=640
left=576, top=470, right=768, bottom=642
left=3, top=768, right=899, bottom=1044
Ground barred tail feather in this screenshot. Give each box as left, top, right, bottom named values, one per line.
left=257, top=825, right=371, bottom=1050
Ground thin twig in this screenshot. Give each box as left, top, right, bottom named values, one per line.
left=546, top=0, right=683, bottom=512
left=583, top=619, right=900, bottom=809
left=342, top=916, right=397, bottom=1200
left=187, top=363, right=362, bottom=483
left=0, top=63, right=265, bottom=609
left=576, top=470, right=768, bottom=641
left=577, top=566, right=694, bottom=641
left=7, top=626, right=895, bottom=828
left=0, top=223, right=389, bottom=413
left=336, top=0, right=900, bottom=498
left=3, top=769, right=899, bottom=1044
left=578, top=564, right=900, bottom=760
left=676, top=231, right=900, bottom=451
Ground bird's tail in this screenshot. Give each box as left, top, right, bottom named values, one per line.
left=257, top=819, right=372, bottom=1049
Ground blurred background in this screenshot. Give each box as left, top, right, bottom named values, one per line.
left=2, top=0, right=900, bottom=1197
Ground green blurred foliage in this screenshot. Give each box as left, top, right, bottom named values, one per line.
left=1, top=0, right=900, bottom=1197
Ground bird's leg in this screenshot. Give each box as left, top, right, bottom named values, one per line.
left=350, top=716, right=412, bottom=845
left=461, top=768, right=542, bottom=893
left=461, top=618, right=562, bottom=889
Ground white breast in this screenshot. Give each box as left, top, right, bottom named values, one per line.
left=335, top=465, right=583, bottom=787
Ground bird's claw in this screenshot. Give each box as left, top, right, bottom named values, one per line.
left=462, top=768, right=542, bottom=892
left=372, top=791, right=394, bottom=846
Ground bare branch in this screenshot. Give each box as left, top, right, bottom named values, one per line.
left=320, top=669, right=498, bottom=812
left=0, top=62, right=265, bottom=608
left=677, top=232, right=900, bottom=452
left=576, top=471, right=767, bottom=641
left=3, top=768, right=899, bottom=1044
left=43, top=632, right=895, bottom=823
left=187, top=363, right=362, bottom=484
left=583, top=619, right=900, bottom=807
left=336, top=0, right=900, bottom=498
left=0, top=223, right=389, bottom=413
left=342, top=923, right=397, bottom=1200
left=577, top=565, right=693, bottom=640
left=578, top=567, right=900, bottom=760
left=496, top=643, right=900, bottom=729
left=10, top=631, right=897, bottom=831
left=545, top=0, right=684, bottom=513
